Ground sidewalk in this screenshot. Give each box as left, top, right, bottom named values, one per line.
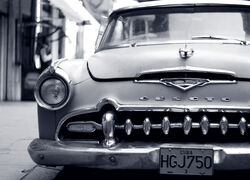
left=0, top=102, right=38, bottom=180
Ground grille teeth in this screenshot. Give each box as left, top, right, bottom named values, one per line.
left=143, top=118, right=151, bottom=135
left=200, top=115, right=209, bottom=135
left=162, top=116, right=170, bottom=135
left=220, top=116, right=228, bottom=135
left=125, top=119, right=133, bottom=135
left=239, top=117, right=247, bottom=135
left=183, top=115, right=192, bottom=135
left=102, top=112, right=116, bottom=147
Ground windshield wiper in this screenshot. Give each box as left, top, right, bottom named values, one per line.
left=192, top=35, right=249, bottom=45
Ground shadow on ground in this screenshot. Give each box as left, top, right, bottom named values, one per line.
left=54, top=167, right=250, bottom=180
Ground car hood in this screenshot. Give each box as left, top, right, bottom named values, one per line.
left=88, top=43, right=250, bottom=80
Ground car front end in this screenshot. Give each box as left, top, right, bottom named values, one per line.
left=29, top=0, right=250, bottom=176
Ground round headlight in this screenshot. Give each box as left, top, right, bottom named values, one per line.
left=40, top=78, right=68, bottom=105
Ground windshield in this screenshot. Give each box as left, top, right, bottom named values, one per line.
left=99, top=6, right=250, bottom=49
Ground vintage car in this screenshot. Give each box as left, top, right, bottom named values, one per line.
left=29, top=0, right=250, bottom=176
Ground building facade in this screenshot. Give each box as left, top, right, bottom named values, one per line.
left=0, top=0, right=37, bottom=101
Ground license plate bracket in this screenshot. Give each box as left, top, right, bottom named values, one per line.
left=160, top=147, right=214, bottom=176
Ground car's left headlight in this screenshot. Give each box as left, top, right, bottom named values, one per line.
left=40, top=78, right=67, bottom=106
left=34, top=68, right=71, bottom=110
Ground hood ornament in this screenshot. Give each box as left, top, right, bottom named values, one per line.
left=179, top=45, right=194, bottom=59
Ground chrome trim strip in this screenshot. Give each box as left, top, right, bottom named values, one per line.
left=54, top=67, right=71, bottom=83
left=133, top=125, right=143, bottom=129
left=66, top=121, right=102, bottom=133
left=50, top=58, right=68, bottom=71
left=228, top=124, right=238, bottom=128
left=210, top=123, right=220, bottom=128
left=151, top=124, right=161, bottom=129
left=117, top=105, right=250, bottom=112
left=112, top=0, right=250, bottom=15
left=116, top=125, right=125, bottom=129
left=136, top=66, right=236, bottom=78
left=192, top=123, right=200, bottom=128
left=170, top=123, right=183, bottom=128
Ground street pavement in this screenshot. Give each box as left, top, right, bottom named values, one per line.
left=0, top=102, right=61, bottom=180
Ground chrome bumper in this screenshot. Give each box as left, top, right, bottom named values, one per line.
left=28, top=139, right=250, bottom=170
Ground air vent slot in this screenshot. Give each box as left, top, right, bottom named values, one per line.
left=137, top=71, right=235, bottom=81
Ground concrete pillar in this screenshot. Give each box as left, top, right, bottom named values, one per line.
left=6, top=0, right=22, bottom=101
left=0, top=16, right=8, bottom=101
left=51, top=8, right=59, bottom=61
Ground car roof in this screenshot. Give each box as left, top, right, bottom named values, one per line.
left=111, top=0, right=250, bottom=16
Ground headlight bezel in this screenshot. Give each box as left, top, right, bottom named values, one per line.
left=34, top=68, right=72, bottom=110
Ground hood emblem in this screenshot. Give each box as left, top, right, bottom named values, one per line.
left=160, top=78, right=209, bottom=91
left=179, top=45, right=194, bottom=59
left=135, top=78, right=237, bottom=91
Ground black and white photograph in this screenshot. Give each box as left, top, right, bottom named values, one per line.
left=1, top=0, right=250, bottom=179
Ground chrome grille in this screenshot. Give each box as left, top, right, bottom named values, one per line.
left=58, top=111, right=250, bottom=144
left=114, top=115, right=249, bottom=136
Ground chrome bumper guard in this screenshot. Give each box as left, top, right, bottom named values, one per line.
left=28, top=139, right=250, bottom=170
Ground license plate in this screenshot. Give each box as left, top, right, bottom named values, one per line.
left=160, top=147, right=214, bottom=176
